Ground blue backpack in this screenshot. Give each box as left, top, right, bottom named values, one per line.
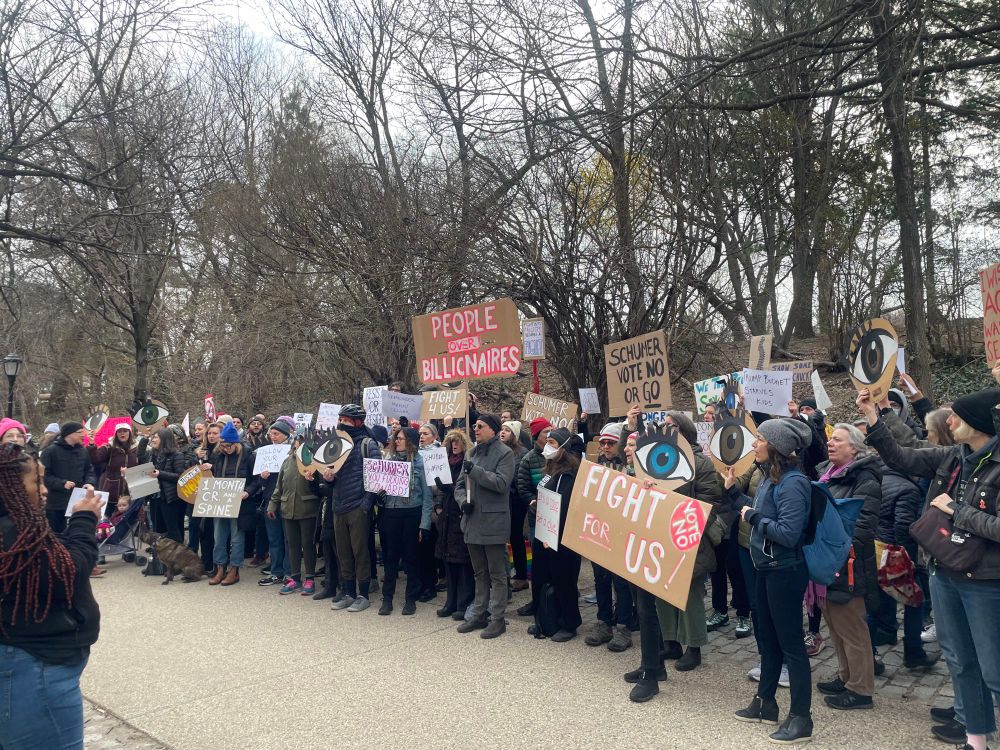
left=802, top=482, right=865, bottom=586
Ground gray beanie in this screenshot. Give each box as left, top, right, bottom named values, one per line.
left=757, top=418, right=813, bottom=458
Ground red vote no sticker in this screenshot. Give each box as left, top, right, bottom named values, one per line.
left=669, top=499, right=705, bottom=551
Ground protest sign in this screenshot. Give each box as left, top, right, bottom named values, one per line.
left=421, top=446, right=452, bottom=486
left=522, top=317, right=545, bottom=361
left=293, top=413, right=313, bottom=432
left=535, top=486, right=562, bottom=549
left=363, top=386, right=387, bottom=428
left=741, top=368, right=793, bottom=416
left=981, top=261, right=1000, bottom=364
left=749, top=334, right=773, bottom=371
left=693, top=377, right=726, bottom=414
left=132, top=399, right=169, bottom=438
left=193, top=478, right=245, bottom=518
left=177, top=465, right=205, bottom=503
left=253, top=443, right=292, bottom=475
left=522, top=392, right=577, bottom=429
left=847, top=317, right=899, bottom=402
left=695, top=422, right=713, bottom=454
left=632, top=430, right=696, bottom=493
left=421, top=385, right=468, bottom=421
left=604, top=330, right=672, bottom=416
left=412, top=298, right=522, bottom=384
left=84, top=405, right=109, bottom=435
left=382, top=390, right=423, bottom=422
left=315, top=403, right=342, bottom=430
left=295, top=430, right=353, bottom=478
left=181, top=413, right=190, bottom=438
left=84, top=415, right=130, bottom=447
left=562, top=460, right=710, bottom=609
left=363, top=458, right=412, bottom=496
left=579, top=388, right=601, bottom=415
left=204, top=394, right=216, bottom=422
left=65, top=488, right=110, bottom=517
left=768, top=360, right=814, bottom=384
left=124, top=463, right=159, bottom=500
left=897, top=347, right=906, bottom=375
left=811, top=370, right=833, bottom=412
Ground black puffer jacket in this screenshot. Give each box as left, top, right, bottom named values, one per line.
left=876, top=463, right=923, bottom=547
left=40, top=438, right=96, bottom=512
left=816, top=454, right=882, bottom=610
left=434, top=456, right=471, bottom=565
left=152, top=449, right=189, bottom=504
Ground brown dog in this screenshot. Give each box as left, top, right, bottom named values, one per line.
left=140, top=531, right=206, bottom=584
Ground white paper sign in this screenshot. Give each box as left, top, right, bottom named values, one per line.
left=421, top=446, right=452, bottom=486
left=535, top=486, right=561, bottom=550
left=897, top=347, right=907, bottom=375
left=193, top=477, right=245, bottom=518
left=364, top=386, right=387, bottom=428
left=742, top=368, right=793, bottom=416
left=579, top=388, right=601, bottom=415
left=124, top=463, right=159, bottom=500
left=363, top=458, right=413, bottom=496
left=695, top=422, right=714, bottom=454
left=65, top=488, right=110, bottom=517
left=810, top=370, right=833, bottom=412
left=293, top=413, right=313, bottom=431
left=252, top=443, right=292, bottom=475
left=381, top=390, right=423, bottom=422
left=182, top=413, right=190, bottom=438
left=316, top=403, right=342, bottom=430
left=523, top=318, right=545, bottom=360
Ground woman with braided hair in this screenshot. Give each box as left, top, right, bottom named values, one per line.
left=0, top=443, right=103, bottom=749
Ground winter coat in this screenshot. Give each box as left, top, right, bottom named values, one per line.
left=268, top=454, right=319, bottom=520
left=729, top=468, right=811, bottom=572
left=40, top=438, right=97, bottom=512
left=816, top=454, right=882, bottom=609
left=685, top=451, right=725, bottom=579
left=799, top=412, right=829, bottom=480
left=89, top=441, right=138, bottom=506
left=207, top=445, right=256, bottom=530
left=382, top=452, right=434, bottom=531
left=245, top=430, right=271, bottom=450
left=152, top=450, right=189, bottom=504
left=516, top=445, right=546, bottom=503
left=866, top=412, right=1000, bottom=581
left=877, top=463, right=923, bottom=547
left=458, top=436, right=515, bottom=545
left=434, top=457, right=470, bottom=564
left=736, top=464, right=766, bottom=549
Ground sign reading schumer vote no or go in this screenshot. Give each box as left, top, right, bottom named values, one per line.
left=604, top=330, right=672, bottom=417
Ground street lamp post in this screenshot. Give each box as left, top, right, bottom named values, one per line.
left=4, top=353, right=23, bottom=419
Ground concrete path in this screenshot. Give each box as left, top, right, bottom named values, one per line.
left=82, top=563, right=949, bottom=749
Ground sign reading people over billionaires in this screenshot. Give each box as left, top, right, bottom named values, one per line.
left=413, top=299, right=522, bottom=384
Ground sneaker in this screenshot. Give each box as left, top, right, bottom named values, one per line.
left=778, top=666, right=790, bottom=688
left=735, top=696, right=779, bottom=725
left=735, top=616, right=752, bottom=639
left=261, top=567, right=271, bottom=576
left=817, top=675, right=846, bottom=695
left=583, top=592, right=598, bottom=605
left=625, top=666, right=667, bottom=684
left=930, top=706, right=955, bottom=723
left=706, top=610, right=730, bottom=631
left=301, top=579, right=315, bottom=596
left=931, top=719, right=967, bottom=744
left=608, top=625, right=633, bottom=652
left=331, top=595, right=355, bottom=610
left=824, top=689, right=873, bottom=710
left=748, top=664, right=762, bottom=682
left=768, top=713, right=812, bottom=744
left=804, top=632, right=825, bottom=656
left=258, top=574, right=281, bottom=586
left=279, top=579, right=299, bottom=595
left=921, top=623, right=937, bottom=643
left=456, top=617, right=488, bottom=634
left=585, top=621, right=613, bottom=647
left=347, top=596, right=370, bottom=612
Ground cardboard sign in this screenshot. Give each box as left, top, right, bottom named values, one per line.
left=252, top=443, right=291, bottom=475
left=522, top=392, right=577, bottom=429
left=579, top=388, right=601, bottom=415
left=84, top=405, right=109, bottom=435
left=604, top=330, right=672, bottom=416
left=132, top=399, right=169, bottom=438
left=707, top=379, right=759, bottom=475
left=742, top=368, right=793, bottom=417
left=363, top=386, right=387, bottom=428
left=421, top=386, right=468, bottom=421
left=768, top=360, right=814, bottom=384
left=585, top=440, right=600, bottom=462
left=632, top=428, right=697, bottom=493
left=412, top=298, right=522, bottom=384
left=748, top=335, right=773, bottom=371
left=363, top=458, right=412, bottom=496
left=535, top=486, right=561, bottom=549
left=562, top=460, right=710, bottom=609
left=295, top=430, right=353, bottom=478
left=84, top=416, right=131, bottom=447
left=811, top=370, right=833, bottom=412
left=204, top=394, right=216, bottom=422
left=421, top=446, right=452, bottom=486
left=382, top=391, right=423, bottom=422
left=522, top=317, right=546, bottom=361
left=315, top=403, right=342, bottom=431
left=981, top=261, right=1000, bottom=364
left=848, top=317, right=900, bottom=401
left=177, top=465, right=205, bottom=504
left=193, top=478, right=245, bottom=518
left=124, top=463, right=159, bottom=500
left=293, top=413, right=313, bottom=432
left=65, top=488, right=110, bottom=517
left=692, top=374, right=746, bottom=414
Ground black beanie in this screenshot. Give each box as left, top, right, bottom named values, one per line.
left=400, top=426, right=420, bottom=448
left=478, top=413, right=502, bottom=435
left=951, top=388, right=1000, bottom=437
left=60, top=421, right=84, bottom=439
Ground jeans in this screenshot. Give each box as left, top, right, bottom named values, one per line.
left=381, top=506, right=422, bottom=605
left=755, top=563, right=811, bottom=716
left=930, top=571, right=1000, bottom=734
left=213, top=518, right=245, bottom=568
left=0, top=646, right=87, bottom=750
left=265, top=509, right=288, bottom=578
left=594, top=562, right=637, bottom=629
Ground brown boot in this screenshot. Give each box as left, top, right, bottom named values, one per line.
left=209, top=565, right=225, bottom=585
left=221, top=567, right=240, bottom=586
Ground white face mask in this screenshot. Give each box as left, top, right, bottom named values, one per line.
left=542, top=444, right=559, bottom=460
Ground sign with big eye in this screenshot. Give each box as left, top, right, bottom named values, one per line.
left=604, top=330, right=672, bottom=417
left=295, top=429, right=354, bottom=478
left=132, top=399, right=169, bottom=437
left=632, top=427, right=696, bottom=493
left=563, top=460, right=710, bottom=609
left=708, top=407, right=759, bottom=477
left=848, top=317, right=899, bottom=402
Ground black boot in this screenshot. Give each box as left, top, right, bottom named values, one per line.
left=769, top=714, right=813, bottom=744
left=734, top=696, right=779, bottom=725
left=675, top=647, right=701, bottom=672
left=661, top=640, right=683, bottom=660
left=629, top=672, right=661, bottom=703
left=312, top=584, right=337, bottom=601
left=624, top=665, right=667, bottom=684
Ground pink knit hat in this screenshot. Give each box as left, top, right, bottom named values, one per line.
left=0, top=418, right=27, bottom=438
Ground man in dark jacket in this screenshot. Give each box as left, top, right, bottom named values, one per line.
left=40, top=423, right=96, bottom=534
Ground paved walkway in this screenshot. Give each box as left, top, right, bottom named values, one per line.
left=81, top=561, right=951, bottom=749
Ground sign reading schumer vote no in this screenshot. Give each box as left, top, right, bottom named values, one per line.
left=604, top=330, right=672, bottom=416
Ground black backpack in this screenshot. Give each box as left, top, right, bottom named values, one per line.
left=534, top=583, right=560, bottom=638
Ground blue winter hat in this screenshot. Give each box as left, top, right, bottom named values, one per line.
left=220, top=421, right=240, bottom=444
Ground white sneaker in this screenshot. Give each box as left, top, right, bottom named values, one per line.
left=347, top=595, right=370, bottom=613
left=921, top=624, right=937, bottom=643
left=331, top=595, right=355, bottom=610
left=747, top=663, right=790, bottom=687
left=748, top=664, right=762, bottom=682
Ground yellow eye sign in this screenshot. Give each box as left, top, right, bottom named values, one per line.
left=848, top=317, right=899, bottom=402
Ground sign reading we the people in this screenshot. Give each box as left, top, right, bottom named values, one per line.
left=412, top=299, right=522, bottom=384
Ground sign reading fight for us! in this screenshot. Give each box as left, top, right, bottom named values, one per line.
left=412, top=299, right=522, bottom=384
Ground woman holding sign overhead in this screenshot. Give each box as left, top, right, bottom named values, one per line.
left=202, top=422, right=255, bottom=587
left=88, top=423, right=138, bottom=514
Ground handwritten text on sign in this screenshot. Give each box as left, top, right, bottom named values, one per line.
left=412, top=299, right=522, bottom=384
left=768, top=360, right=814, bottom=384
left=535, top=486, right=561, bottom=549
left=741, top=368, right=793, bottom=417
left=363, top=458, right=412, bottom=497
left=522, top=392, right=577, bottom=429
left=193, top=478, right=245, bottom=518
left=421, top=387, right=467, bottom=421
left=562, top=460, right=710, bottom=609
left=604, top=330, right=672, bottom=416
left=982, top=261, right=1000, bottom=364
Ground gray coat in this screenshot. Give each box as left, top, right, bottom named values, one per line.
left=458, top=436, right=515, bottom=545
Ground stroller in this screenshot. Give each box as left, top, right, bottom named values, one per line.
left=97, top=496, right=149, bottom=567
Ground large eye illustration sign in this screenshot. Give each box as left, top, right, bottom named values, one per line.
left=133, top=399, right=169, bottom=437
left=84, top=404, right=110, bottom=433
left=848, top=317, right=899, bottom=402
left=296, top=428, right=354, bottom=478
left=708, top=378, right=758, bottom=476
left=633, top=425, right=696, bottom=492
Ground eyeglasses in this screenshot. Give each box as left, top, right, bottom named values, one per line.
left=474, top=423, right=487, bottom=430
left=599, top=440, right=616, bottom=446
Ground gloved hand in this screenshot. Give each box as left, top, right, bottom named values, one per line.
left=463, top=460, right=474, bottom=475
left=460, top=501, right=473, bottom=515
left=434, top=477, right=445, bottom=490
left=377, top=489, right=388, bottom=500
left=399, top=417, right=409, bottom=428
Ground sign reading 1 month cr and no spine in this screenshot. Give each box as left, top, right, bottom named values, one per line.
left=604, top=330, right=672, bottom=417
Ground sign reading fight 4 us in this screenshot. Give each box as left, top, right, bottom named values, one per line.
left=562, top=460, right=710, bottom=610
left=413, top=298, right=522, bottom=384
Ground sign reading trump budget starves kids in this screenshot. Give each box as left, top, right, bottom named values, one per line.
left=413, top=299, right=522, bottom=385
